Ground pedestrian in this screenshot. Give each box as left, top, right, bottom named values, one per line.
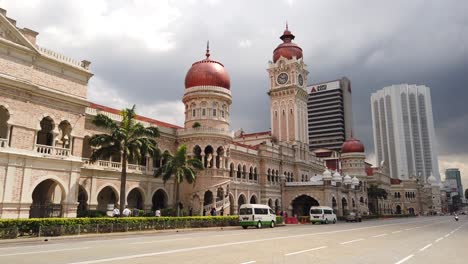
left=189, top=207, right=193, bottom=216
left=220, top=207, right=224, bottom=216
left=112, top=207, right=120, bottom=217
left=155, top=208, right=161, bottom=217
left=122, top=206, right=131, bottom=217
left=132, top=208, right=139, bottom=217
left=203, top=208, right=206, bottom=216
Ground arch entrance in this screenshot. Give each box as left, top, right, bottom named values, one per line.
left=77, top=186, right=88, bottom=214
left=127, top=188, right=144, bottom=209
left=97, top=186, right=118, bottom=212
left=152, top=189, right=168, bottom=210
left=29, top=179, right=64, bottom=218
left=292, top=195, right=319, bottom=217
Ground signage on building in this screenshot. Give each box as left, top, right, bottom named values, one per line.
left=307, top=80, right=340, bottom=94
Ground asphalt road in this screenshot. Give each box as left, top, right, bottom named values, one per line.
left=0, top=216, right=466, bottom=264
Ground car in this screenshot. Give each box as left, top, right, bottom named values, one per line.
left=310, top=206, right=337, bottom=224
left=345, top=212, right=362, bottom=222
left=238, top=204, right=277, bottom=229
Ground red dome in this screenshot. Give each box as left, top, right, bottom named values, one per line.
left=185, top=45, right=230, bottom=89
left=273, top=26, right=303, bottom=63
left=341, top=138, right=365, bottom=153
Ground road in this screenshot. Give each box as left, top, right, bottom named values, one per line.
left=0, top=216, right=466, bottom=264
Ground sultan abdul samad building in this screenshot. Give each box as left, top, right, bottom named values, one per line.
left=0, top=9, right=443, bottom=219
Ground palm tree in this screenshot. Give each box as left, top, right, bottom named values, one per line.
left=367, top=184, right=388, bottom=215
left=89, top=105, right=160, bottom=215
left=154, top=144, right=203, bottom=216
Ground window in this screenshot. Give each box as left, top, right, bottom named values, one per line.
left=192, top=109, right=196, bottom=117
left=240, top=208, right=252, bottom=215
left=213, top=109, right=217, bottom=116
left=202, top=109, right=206, bottom=116
left=221, top=110, right=224, bottom=118
left=310, top=209, right=322, bottom=214
left=254, top=208, right=268, bottom=215
left=324, top=209, right=333, bottom=214
left=269, top=209, right=275, bottom=215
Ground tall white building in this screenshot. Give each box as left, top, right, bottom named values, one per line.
left=371, top=84, right=440, bottom=182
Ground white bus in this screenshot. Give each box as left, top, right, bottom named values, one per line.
left=239, top=204, right=277, bottom=229
left=310, top=206, right=337, bottom=224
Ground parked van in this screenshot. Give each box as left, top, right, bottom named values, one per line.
left=310, top=206, right=337, bottom=224
left=239, top=204, right=276, bottom=229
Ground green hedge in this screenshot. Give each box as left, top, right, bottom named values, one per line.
left=0, top=216, right=239, bottom=239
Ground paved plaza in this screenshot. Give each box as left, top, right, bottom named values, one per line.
left=0, top=216, right=466, bottom=264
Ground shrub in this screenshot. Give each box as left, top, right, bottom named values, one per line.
left=77, top=210, right=107, bottom=218
left=0, top=216, right=240, bottom=239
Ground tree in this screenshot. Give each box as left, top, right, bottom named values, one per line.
left=367, top=184, right=388, bottom=215
left=154, top=144, right=203, bottom=216
left=89, top=105, right=160, bottom=215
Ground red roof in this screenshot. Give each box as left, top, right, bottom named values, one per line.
left=232, top=141, right=260, bottom=150
left=241, top=131, right=271, bottom=138
left=390, top=178, right=402, bottom=185
left=89, top=103, right=182, bottom=129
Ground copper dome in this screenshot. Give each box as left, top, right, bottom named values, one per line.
left=273, top=25, right=303, bottom=63
left=185, top=44, right=230, bottom=89
left=341, top=137, right=365, bottom=153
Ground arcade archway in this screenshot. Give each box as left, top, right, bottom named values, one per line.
left=292, top=195, right=319, bottom=217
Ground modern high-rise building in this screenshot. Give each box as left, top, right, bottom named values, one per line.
left=371, top=84, right=440, bottom=182
left=307, top=77, right=353, bottom=151
left=445, top=168, right=463, bottom=197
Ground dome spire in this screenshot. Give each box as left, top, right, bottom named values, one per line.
left=286, top=21, right=288, bottom=31
left=205, top=40, right=210, bottom=59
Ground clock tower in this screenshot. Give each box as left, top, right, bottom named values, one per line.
left=267, top=25, right=309, bottom=147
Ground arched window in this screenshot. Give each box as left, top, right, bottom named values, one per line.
left=249, top=167, right=253, bottom=180
left=237, top=164, right=242, bottom=179
left=229, top=163, right=234, bottom=177
left=254, top=167, right=258, bottom=181
left=0, top=106, right=10, bottom=147
left=267, top=169, right=271, bottom=182
left=37, top=117, right=55, bottom=146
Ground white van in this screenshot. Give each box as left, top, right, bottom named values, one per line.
left=310, top=206, right=337, bottom=224
left=239, top=204, right=277, bottom=229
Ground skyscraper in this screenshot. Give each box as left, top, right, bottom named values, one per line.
left=445, top=168, right=463, bottom=197
left=371, top=84, right=440, bottom=181
left=307, top=77, right=353, bottom=151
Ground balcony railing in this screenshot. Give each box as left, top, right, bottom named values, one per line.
left=82, top=159, right=148, bottom=174
left=0, top=138, right=7, bottom=148
left=35, top=144, right=70, bottom=157
left=177, top=127, right=233, bottom=138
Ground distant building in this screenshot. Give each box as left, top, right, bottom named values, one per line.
left=371, top=84, right=440, bottom=182
left=307, top=78, right=353, bottom=152
left=445, top=168, right=463, bottom=197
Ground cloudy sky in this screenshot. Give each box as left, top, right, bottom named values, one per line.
left=2, top=0, right=468, bottom=188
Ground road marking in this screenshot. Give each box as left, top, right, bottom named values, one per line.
left=372, top=234, right=387, bottom=238
left=435, top=237, right=444, bottom=242
left=392, top=230, right=402, bottom=234
left=64, top=219, right=446, bottom=264
left=0, top=247, right=89, bottom=257
left=395, top=254, right=414, bottom=264
left=340, top=238, right=364, bottom=245
left=444, top=234, right=450, bottom=238
left=404, top=228, right=414, bottom=231
left=285, top=246, right=327, bottom=256
left=240, top=261, right=256, bottom=264
left=419, top=243, right=432, bottom=251
left=130, top=237, right=190, bottom=245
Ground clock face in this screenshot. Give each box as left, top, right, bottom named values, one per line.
left=298, top=74, right=304, bottom=86
left=277, top=72, right=289, bottom=85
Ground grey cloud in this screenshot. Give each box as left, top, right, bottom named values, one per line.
left=4, top=0, right=468, bottom=164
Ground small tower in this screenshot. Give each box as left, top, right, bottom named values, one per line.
left=267, top=25, right=309, bottom=146
left=183, top=42, right=232, bottom=130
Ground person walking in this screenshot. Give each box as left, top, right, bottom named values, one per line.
left=112, top=207, right=120, bottom=217
left=155, top=208, right=161, bottom=217
left=122, top=206, right=131, bottom=217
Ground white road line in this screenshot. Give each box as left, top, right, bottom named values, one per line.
left=392, top=230, right=402, bottom=234
left=372, top=234, right=387, bottom=238
left=240, top=261, right=256, bottom=264
left=395, top=254, right=415, bottom=264
left=404, top=228, right=414, bottom=231
left=130, top=237, right=190, bottom=245
left=435, top=237, right=444, bottom=242
left=419, top=243, right=432, bottom=251
left=284, top=246, right=327, bottom=256
left=340, top=238, right=364, bottom=245
left=444, top=234, right=450, bottom=238
left=64, top=219, right=445, bottom=264
left=0, top=247, right=89, bottom=257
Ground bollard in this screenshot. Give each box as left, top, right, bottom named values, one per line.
left=96, top=224, right=99, bottom=234
left=77, top=224, right=80, bottom=236
left=38, top=225, right=42, bottom=237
